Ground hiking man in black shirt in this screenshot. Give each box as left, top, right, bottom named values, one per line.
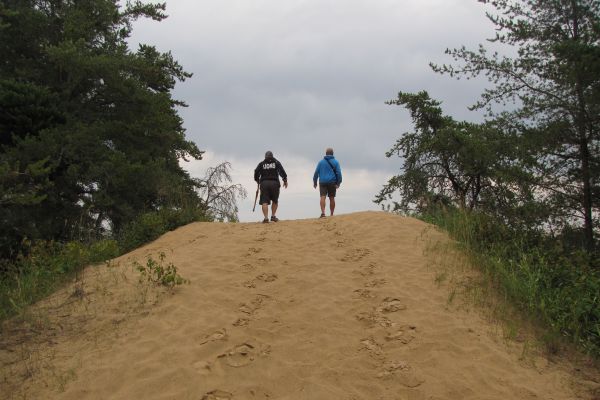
left=254, top=151, right=288, bottom=223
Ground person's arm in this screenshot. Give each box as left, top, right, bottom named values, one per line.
left=313, top=163, right=320, bottom=188
left=277, top=161, right=288, bottom=188
left=336, top=161, right=342, bottom=187
left=254, top=163, right=261, bottom=183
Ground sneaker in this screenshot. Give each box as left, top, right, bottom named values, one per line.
left=270, top=216, right=279, bottom=222
left=320, top=213, right=326, bottom=218
left=262, top=218, right=269, bottom=223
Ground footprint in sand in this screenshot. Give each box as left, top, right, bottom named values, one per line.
left=201, top=389, right=233, bottom=400
left=246, top=387, right=273, bottom=398
left=217, top=341, right=271, bottom=368
left=353, top=289, right=376, bottom=299
left=385, top=325, right=417, bottom=344
left=321, top=221, right=338, bottom=232
left=240, top=263, right=256, bottom=273
left=246, top=247, right=262, bottom=256
left=238, top=294, right=270, bottom=316
left=233, top=317, right=249, bottom=327
left=359, top=337, right=384, bottom=359
left=199, top=328, right=228, bottom=345
left=257, top=257, right=271, bottom=265
left=193, top=360, right=213, bottom=376
left=353, top=263, right=377, bottom=277
left=376, top=361, right=425, bottom=388
left=255, top=273, right=278, bottom=283
left=355, top=311, right=392, bottom=328
left=243, top=280, right=256, bottom=288
left=364, top=278, right=386, bottom=288
left=341, top=248, right=371, bottom=262
left=243, top=273, right=277, bottom=289
left=378, top=298, right=407, bottom=313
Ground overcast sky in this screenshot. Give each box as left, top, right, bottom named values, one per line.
left=130, top=0, right=500, bottom=222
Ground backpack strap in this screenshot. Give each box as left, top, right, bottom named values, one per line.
left=324, top=158, right=339, bottom=184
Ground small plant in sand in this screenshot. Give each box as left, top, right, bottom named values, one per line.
left=134, top=252, right=189, bottom=288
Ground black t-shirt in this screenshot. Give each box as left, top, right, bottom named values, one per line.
left=254, top=157, right=287, bottom=183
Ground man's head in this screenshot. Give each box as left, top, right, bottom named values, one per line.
left=325, top=147, right=334, bottom=156
left=265, top=150, right=273, bottom=158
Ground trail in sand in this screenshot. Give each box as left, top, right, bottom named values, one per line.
left=0, top=212, right=594, bottom=399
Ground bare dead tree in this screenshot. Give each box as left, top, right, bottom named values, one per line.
left=195, top=162, right=247, bottom=222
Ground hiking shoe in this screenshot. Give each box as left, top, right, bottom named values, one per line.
left=262, top=218, right=269, bottom=223
left=270, top=216, right=279, bottom=222
left=320, top=213, right=326, bottom=218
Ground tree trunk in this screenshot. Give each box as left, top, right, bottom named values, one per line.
left=579, top=137, right=595, bottom=252
left=571, top=3, right=595, bottom=253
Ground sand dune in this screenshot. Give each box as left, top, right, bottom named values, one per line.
left=1, top=212, right=596, bottom=399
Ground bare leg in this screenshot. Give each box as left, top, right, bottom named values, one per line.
left=329, top=196, right=335, bottom=216
left=271, top=202, right=278, bottom=217
left=262, top=203, right=268, bottom=220
left=320, top=196, right=326, bottom=215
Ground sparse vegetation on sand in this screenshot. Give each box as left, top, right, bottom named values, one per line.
left=422, top=208, right=600, bottom=359
left=134, top=252, right=190, bottom=288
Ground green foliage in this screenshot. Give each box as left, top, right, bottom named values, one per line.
left=118, top=208, right=209, bottom=253
left=431, top=0, right=600, bottom=252
left=0, top=0, right=208, bottom=262
left=134, top=252, right=189, bottom=288
left=88, top=239, right=120, bottom=263
left=0, top=238, right=119, bottom=320
left=376, top=91, right=529, bottom=217
left=424, top=208, right=600, bottom=357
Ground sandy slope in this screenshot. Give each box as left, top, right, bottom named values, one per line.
left=1, top=212, right=596, bottom=399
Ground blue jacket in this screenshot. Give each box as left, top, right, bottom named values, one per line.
left=313, top=155, right=342, bottom=185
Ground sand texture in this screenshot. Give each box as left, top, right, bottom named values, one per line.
left=1, top=211, right=597, bottom=399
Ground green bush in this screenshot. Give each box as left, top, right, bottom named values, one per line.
left=0, top=238, right=119, bottom=320
left=88, top=239, right=120, bottom=263
left=0, top=240, right=87, bottom=320
left=118, top=208, right=208, bottom=252
left=134, top=252, right=189, bottom=288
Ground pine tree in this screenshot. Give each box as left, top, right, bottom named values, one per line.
left=0, top=1, right=204, bottom=259
left=431, top=0, right=600, bottom=252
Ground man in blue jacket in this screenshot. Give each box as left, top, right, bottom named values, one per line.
left=313, top=147, right=342, bottom=218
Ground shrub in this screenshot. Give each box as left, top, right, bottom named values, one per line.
left=88, top=239, right=120, bottom=263
left=134, top=252, right=189, bottom=288
left=0, top=240, right=87, bottom=319
left=118, top=208, right=208, bottom=252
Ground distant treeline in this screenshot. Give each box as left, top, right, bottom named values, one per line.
left=0, top=1, right=244, bottom=317
left=376, top=1, right=600, bottom=356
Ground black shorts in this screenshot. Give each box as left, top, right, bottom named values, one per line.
left=319, top=183, right=337, bottom=197
left=260, top=180, right=280, bottom=205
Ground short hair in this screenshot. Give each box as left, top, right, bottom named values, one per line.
left=325, top=148, right=334, bottom=155
left=265, top=150, right=273, bottom=158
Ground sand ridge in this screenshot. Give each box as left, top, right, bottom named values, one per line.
left=0, top=211, right=596, bottom=399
